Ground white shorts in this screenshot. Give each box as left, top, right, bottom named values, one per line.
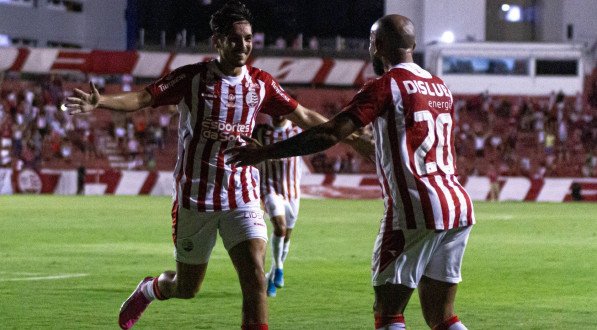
left=171, top=200, right=268, bottom=265
left=371, top=226, right=472, bottom=288
left=262, top=194, right=300, bottom=229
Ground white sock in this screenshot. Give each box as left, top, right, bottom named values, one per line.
left=376, top=323, right=405, bottom=330
left=142, top=280, right=156, bottom=301
left=271, top=234, right=284, bottom=269
left=448, top=322, right=467, bottom=330
left=281, top=240, right=290, bottom=263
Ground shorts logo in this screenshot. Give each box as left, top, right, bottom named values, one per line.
left=181, top=239, right=194, bottom=252
left=244, top=211, right=263, bottom=219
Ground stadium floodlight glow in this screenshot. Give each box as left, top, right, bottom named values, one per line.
left=505, top=5, right=522, bottom=22
left=501, top=3, right=511, bottom=12
left=440, top=31, right=455, bottom=43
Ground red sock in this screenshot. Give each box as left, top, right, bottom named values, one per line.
left=152, top=277, right=167, bottom=300
left=241, top=324, right=268, bottom=330
left=432, top=315, right=460, bottom=330
left=374, top=312, right=405, bottom=329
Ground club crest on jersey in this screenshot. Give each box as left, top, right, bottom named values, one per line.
left=246, top=89, right=259, bottom=108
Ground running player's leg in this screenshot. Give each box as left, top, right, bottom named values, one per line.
left=269, top=214, right=286, bottom=271
left=373, top=283, right=413, bottom=330
left=418, top=226, right=472, bottom=329
left=371, top=228, right=448, bottom=329
left=418, top=277, right=465, bottom=329
left=281, top=227, right=292, bottom=262
left=154, top=261, right=207, bottom=299
left=229, top=238, right=268, bottom=327
left=119, top=203, right=217, bottom=329
left=220, top=204, right=269, bottom=328
left=280, top=197, right=299, bottom=264
left=263, top=194, right=287, bottom=291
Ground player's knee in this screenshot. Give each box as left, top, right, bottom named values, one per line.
left=242, top=267, right=266, bottom=291
left=176, top=288, right=198, bottom=299
left=273, top=226, right=286, bottom=236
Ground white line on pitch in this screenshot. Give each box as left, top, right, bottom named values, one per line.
left=0, top=273, right=89, bottom=282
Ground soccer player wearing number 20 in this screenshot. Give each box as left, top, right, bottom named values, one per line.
left=226, top=15, right=475, bottom=330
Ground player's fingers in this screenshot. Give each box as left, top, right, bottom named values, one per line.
left=240, top=135, right=262, bottom=147
left=224, top=149, right=239, bottom=164
left=90, top=81, right=99, bottom=95
left=73, top=88, right=89, bottom=98
left=66, top=97, right=84, bottom=105
left=66, top=105, right=82, bottom=115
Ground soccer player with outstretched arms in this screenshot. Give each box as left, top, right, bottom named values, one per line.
left=65, top=2, right=370, bottom=329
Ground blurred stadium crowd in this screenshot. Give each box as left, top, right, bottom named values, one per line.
left=1, top=70, right=596, bottom=179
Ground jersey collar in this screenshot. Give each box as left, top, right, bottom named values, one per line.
left=391, top=62, right=432, bottom=79
left=210, top=59, right=247, bottom=86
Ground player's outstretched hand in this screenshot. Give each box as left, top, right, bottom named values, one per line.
left=64, top=82, right=101, bottom=115
left=225, top=135, right=266, bottom=167
left=347, top=132, right=375, bottom=163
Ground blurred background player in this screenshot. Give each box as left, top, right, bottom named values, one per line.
left=226, top=14, right=474, bottom=330
left=65, top=1, right=369, bottom=329
left=253, top=115, right=302, bottom=297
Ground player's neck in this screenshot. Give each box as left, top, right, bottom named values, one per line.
left=216, top=60, right=243, bottom=77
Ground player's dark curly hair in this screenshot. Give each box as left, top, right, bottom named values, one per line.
left=210, top=0, right=253, bottom=36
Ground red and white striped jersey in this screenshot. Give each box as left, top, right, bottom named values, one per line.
left=146, top=60, right=298, bottom=212
left=255, top=121, right=302, bottom=200
left=344, top=62, right=475, bottom=231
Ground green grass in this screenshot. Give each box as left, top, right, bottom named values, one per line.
left=1, top=196, right=596, bottom=329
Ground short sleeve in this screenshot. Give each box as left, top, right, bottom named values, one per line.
left=342, top=77, right=389, bottom=126
left=259, top=74, right=298, bottom=117
left=145, top=66, right=193, bottom=108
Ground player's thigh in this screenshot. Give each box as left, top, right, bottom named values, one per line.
left=228, top=238, right=267, bottom=282
left=173, top=205, right=218, bottom=265
left=218, top=202, right=268, bottom=253
left=263, top=194, right=285, bottom=218
left=424, top=226, right=473, bottom=284
left=371, top=228, right=440, bottom=288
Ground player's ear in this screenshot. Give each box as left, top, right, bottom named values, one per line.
left=373, top=37, right=384, bottom=57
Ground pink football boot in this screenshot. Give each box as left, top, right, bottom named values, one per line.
left=118, top=277, right=153, bottom=329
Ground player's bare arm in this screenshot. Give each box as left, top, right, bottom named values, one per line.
left=65, top=82, right=153, bottom=115
left=287, top=104, right=374, bottom=160
left=285, top=103, right=328, bottom=129
left=226, top=112, right=361, bottom=167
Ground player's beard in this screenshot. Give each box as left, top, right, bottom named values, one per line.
left=372, top=56, right=384, bottom=76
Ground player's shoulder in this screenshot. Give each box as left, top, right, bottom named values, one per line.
left=356, top=73, right=393, bottom=96
left=173, top=60, right=209, bottom=75
left=247, top=65, right=274, bottom=82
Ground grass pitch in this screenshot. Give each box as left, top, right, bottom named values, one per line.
left=1, top=196, right=596, bottom=329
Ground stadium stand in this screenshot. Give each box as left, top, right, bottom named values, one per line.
left=1, top=75, right=595, bottom=180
